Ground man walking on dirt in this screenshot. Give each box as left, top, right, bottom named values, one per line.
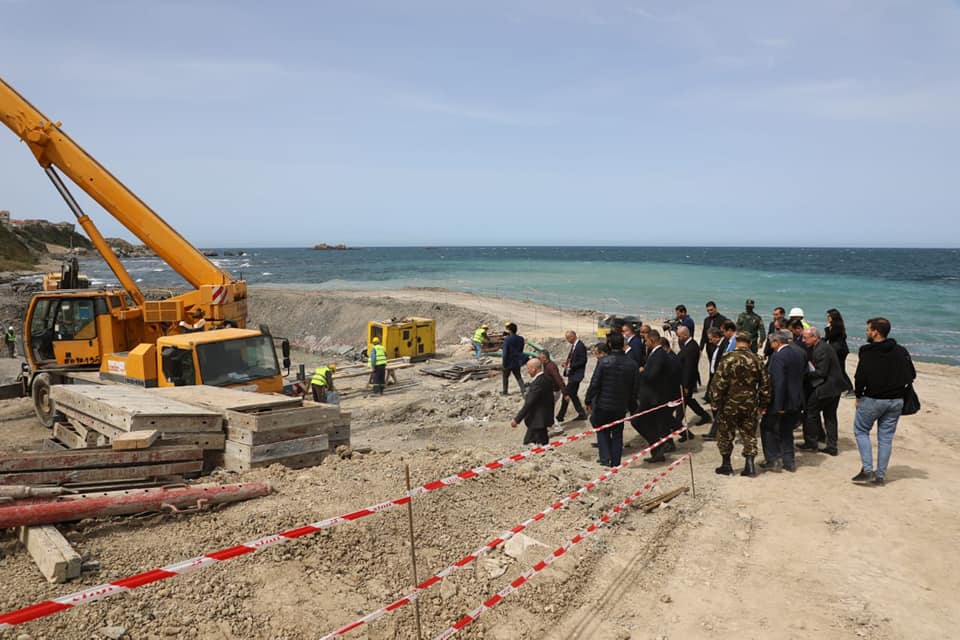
left=585, top=331, right=638, bottom=467
left=710, top=332, right=771, bottom=477
left=511, top=358, right=554, bottom=446
left=557, top=330, right=588, bottom=422
left=851, top=317, right=915, bottom=486
left=4, top=326, right=14, bottom=358
left=501, top=322, right=527, bottom=396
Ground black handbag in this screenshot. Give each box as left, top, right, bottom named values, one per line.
left=901, top=384, right=921, bottom=416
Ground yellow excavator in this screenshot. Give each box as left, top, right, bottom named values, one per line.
left=0, top=76, right=301, bottom=426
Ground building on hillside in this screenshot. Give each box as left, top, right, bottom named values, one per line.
left=0, top=210, right=9, bottom=227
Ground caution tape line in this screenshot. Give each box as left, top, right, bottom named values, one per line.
left=434, top=455, right=691, bottom=639
left=320, top=423, right=690, bottom=638
left=0, top=398, right=684, bottom=629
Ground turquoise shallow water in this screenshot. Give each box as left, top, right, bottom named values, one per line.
left=61, top=246, right=960, bottom=364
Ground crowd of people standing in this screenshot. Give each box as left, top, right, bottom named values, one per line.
left=508, top=300, right=917, bottom=486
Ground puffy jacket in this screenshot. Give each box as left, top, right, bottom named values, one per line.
left=855, top=339, right=915, bottom=399
left=585, top=350, right=638, bottom=415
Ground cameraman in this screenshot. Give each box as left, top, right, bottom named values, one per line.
left=664, top=305, right=695, bottom=336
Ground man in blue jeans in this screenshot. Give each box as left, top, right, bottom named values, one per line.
left=851, top=317, right=916, bottom=486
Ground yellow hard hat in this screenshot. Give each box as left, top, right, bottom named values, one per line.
left=372, top=337, right=380, bottom=344
left=329, top=364, right=337, bottom=372
left=504, top=321, right=510, bottom=327
left=482, top=323, right=489, bottom=329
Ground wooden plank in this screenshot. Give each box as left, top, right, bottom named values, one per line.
left=42, top=439, right=68, bottom=451
left=0, top=460, right=203, bottom=485
left=53, top=422, right=98, bottom=450
left=0, top=445, right=202, bottom=473
left=640, top=486, right=690, bottom=513
left=226, top=422, right=325, bottom=446
left=112, top=430, right=160, bottom=450
left=58, top=408, right=127, bottom=440
left=221, top=448, right=328, bottom=472
left=160, top=432, right=226, bottom=450
left=50, top=385, right=222, bottom=432
left=224, top=405, right=340, bottom=432
left=224, top=434, right=328, bottom=466
left=17, top=525, right=81, bottom=583
left=150, top=385, right=302, bottom=412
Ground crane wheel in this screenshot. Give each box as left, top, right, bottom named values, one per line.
left=31, top=373, right=56, bottom=429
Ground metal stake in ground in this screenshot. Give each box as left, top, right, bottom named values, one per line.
left=404, top=463, right=424, bottom=640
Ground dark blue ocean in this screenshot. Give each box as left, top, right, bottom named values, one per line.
left=63, top=246, right=960, bottom=365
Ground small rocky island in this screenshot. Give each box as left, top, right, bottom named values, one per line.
left=312, top=243, right=352, bottom=250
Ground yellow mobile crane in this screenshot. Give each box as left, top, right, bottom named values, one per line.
left=0, top=76, right=299, bottom=425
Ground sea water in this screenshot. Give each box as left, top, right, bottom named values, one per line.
left=60, top=247, right=960, bottom=365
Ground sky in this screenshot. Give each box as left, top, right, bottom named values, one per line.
left=1, top=0, right=959, bottom=248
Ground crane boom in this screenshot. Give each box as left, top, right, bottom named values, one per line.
left=0, top=77, right=233, bottom=289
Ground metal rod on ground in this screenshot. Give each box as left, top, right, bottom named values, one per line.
left=404, top=463, right=424, bottom=640
left=688, top=453, right=697, bottom=499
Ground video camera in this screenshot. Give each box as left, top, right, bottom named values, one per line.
left=662, top=318, right=681, bottom=333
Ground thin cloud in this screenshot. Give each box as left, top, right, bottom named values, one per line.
left=392, top=94, right=559, bottom=127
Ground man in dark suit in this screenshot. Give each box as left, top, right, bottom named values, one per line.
left=501, top=322, right=527, bottom=396
left=700, top=301, right=728, bottom=363
left=622, top=322, right=644, bottom=368
left=761, top=330, right=806, bottom=472
left=557, top=330, right=588, bottom=421
left=585, top=332, right=638, bottom=467
left=632, top=329, right=675, bottom=462
left=801, top=327, right=846, bottom=455
left=511, top=358, right=554, bottom=446
left=677, top=326, right=711, bottom=432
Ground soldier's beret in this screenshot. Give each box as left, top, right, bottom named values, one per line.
left=735, top=331, right=752, bottom=342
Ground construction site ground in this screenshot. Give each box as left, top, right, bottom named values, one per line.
left=1, top=287, right=958, bottom=640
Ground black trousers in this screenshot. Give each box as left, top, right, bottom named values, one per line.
left=683, top=386, right=709, bottom=419
left=804, top=393, right=841, bottom=449
left=502, top=367, right=525, bottom=394
left=631, top=407, right=670, bottom=454
left=557, top=379, right=585, bottom=419
left=371, top=365, right=387, bottom=394
left=593, top=409, right=625, bottom=466
left=761, top=410, right=799, bottom=465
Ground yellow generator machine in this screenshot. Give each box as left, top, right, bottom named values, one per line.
left=367, top=318, right=436, bottom=361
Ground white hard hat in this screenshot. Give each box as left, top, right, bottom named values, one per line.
left=7, top=326, right=12, bottom=330
left=789, top=307, right=804, bottom=318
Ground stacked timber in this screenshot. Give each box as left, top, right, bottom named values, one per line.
left=48, top=385, right=225, bottom=455
left=0, top=446, right=204, bottom=486
left=421, top=358, right=501, bottom=381
left=151, top=386, right=351, bottom=472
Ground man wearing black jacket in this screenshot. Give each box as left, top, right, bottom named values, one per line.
left=801, top=327, right=846, bottom=456
left=700, top=301, right=728, bottom=362
left=852, top=318, right=915, bottom=486
left=557, top=330, right=588, bottom=421
left=622, top=322, right=644, bottom=368
left=677, top=326, right=711, bottom=431
left=511, top=358, right=554, bottom=446
left=632, top=330, right=674, bottom=462
left=585, top=332, right=638, bottom=467
left=761, top=330, right=805, bottom=472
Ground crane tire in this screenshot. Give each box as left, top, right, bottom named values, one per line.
left=32, top=373, right=56, bottom=429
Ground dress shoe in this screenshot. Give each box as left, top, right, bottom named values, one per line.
left=873, top=476, right=885, bottom=486
left=555, top=414, right=565, bottom=423
left=797, top=442, right=819, bottom=451
left=644, top=453, right=666, bottom=463
left=715, top=454, right=734, bottom=476
left=782, top=462, right=797, bottom=472
left=590, top=442, right=599, bottom=448
left=819, top=447, right=839, bottom=456
left=664, top=439, right=677, bottom=452
left=678, top=431, right=695, bottom=442
left=851, top=468, right=875, bottom=483
left=696, top=415, right=712, bottom=426
left=759, top=459, right=782, bottom=473
left=702, top=433, right=716, bottom=441
left=741, top=455, right=758, bottom=477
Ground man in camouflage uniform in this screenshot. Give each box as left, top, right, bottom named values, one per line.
left=709, top=331, right=772, bottom=477
left=736, top=299, right=766, bottom=353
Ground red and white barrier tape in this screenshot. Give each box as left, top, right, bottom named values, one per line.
left=0, top=398, right=683, bottom=629
left=320, top=423, right=690, bottom=638
left=435, top=455, right=691, bottom=639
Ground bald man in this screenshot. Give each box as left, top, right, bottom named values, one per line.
left=677, top=326, right=711, bottom=430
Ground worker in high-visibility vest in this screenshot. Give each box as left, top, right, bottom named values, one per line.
left=472, top=323, right=488, bottom=359
left=310, top=363, right=336, bottom=403
left=4, top=326, right=15, bottom=358
left=370, top=337, right=388, bottom=395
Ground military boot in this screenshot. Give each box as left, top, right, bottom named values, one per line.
left=715, top=454, right=734, bottom=476
left=702, top=422, right=718, bottom=441
left=741, top=455, right=758, bottom=477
